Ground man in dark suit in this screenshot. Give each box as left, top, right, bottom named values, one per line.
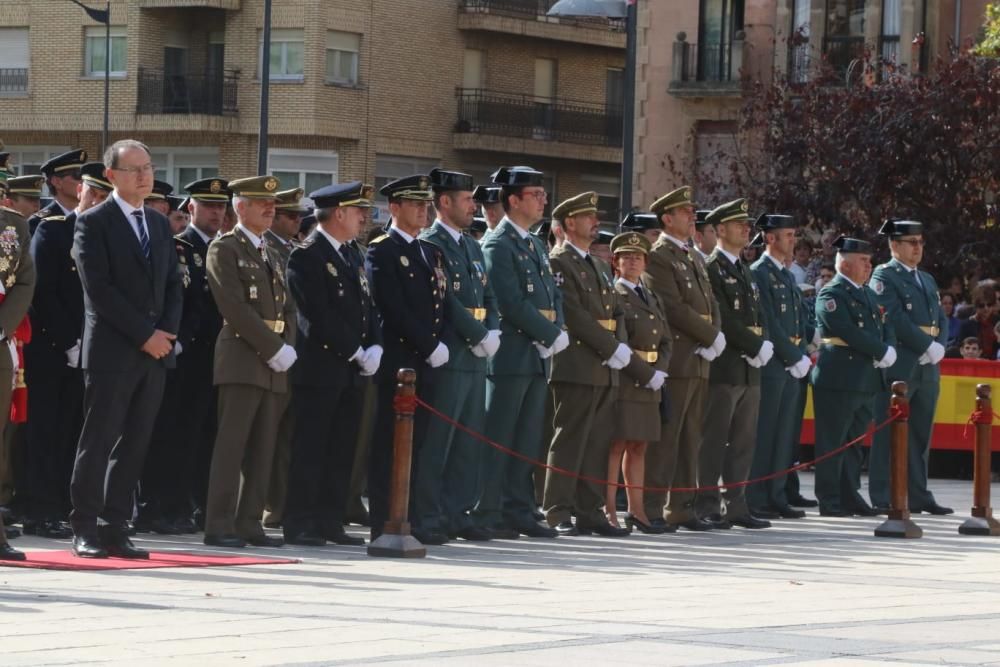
left=23, top=163, right=112, bottom=539
left=28, top=149, right=87, bottom=235
left=282, top=182, right=380, bottom=547
left=137, top=178, right=228, bottom=534
left=69, top=139, right=184, bottom=559
left=365, top=175, right=449, bottom=543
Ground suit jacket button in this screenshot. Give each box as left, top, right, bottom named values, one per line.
left=323, top=344, right=329, bottom=349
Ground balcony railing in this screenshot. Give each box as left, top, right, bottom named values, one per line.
left=822, top=36, right=867, bottom=84
left=458, top=0, right=624, bottom=32
left=136, top=67, right=239, bottom=115
left=455, top=88, right=623, bottom=147
left=0, top=68, right=28, bottom=94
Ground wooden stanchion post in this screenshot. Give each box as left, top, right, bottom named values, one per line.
left=959, top=384, right=1000, bottom=536
left=875, top=381, right=922, bottom=538
left=367, top=369, right=426, bottom=558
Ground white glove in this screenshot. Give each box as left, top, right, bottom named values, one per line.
left=478, top=330, right=502, bottom=358
left=360, top=345, right=383, bottom=376
left=710, top=331, right=727, bottom=356
left=645, top=370, right=667, bottom=391
left=877, top=345, right=897, bottom=369
left=533, top=341, right=553, bottom=359
left=742, top=354, right=764, bottom=368
left=918, top=351, right=931, bottom=365
left=267, top=344, right=298, bottom=372
left=470, top=342, right=488, bottom=358
left=605, top=343, right=632, bottom=370
left=66, top=340, right=81, bottom=368
left=786, top=355, right=811, bottom=379
left=551, top=331, right=570, bottom=355
left=426, top=342, right=450, bottom=368
left=695, top=346, right=719, bottom=362
left=756, top=340, right=774, bottom=367
left=925, top=340, right=945, bottom=365
left=173, top=340, right=183, bottom=357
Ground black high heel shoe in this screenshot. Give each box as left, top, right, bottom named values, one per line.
left=625, top=513, right=666, bottom=535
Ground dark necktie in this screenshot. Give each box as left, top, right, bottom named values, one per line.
left=635, top=284, right=648, bottom=305
left=133, top=211, right=150, bottom=260
left=340, top=244, right=355, bottom=269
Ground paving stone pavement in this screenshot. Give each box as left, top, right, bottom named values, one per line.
left=2, top=474, right=1000, bottom=666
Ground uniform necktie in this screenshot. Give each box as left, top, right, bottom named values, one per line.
left=340, top=244, right=355, bottom=269
left=911, top=269, right=923, bottom=289
left=635, top=284, right=648, bottom=305
left=133, top=211, right=150, bottom=260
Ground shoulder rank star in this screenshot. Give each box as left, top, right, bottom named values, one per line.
left=327, top=262, right=338, bottom=277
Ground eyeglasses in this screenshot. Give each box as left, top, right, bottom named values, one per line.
left=896, top=238, right=926, bottom=247
left=111, top=163, right=156, bottom=176
left=519, top=189, right=547, bottom=202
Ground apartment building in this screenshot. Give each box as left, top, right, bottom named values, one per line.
left=0, top=0, right=626, bottom=222
left=634, top=0, right=989, bottom=210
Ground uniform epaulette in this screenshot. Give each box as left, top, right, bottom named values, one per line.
left=0, top=206, right=24, bottom=217
left=368, top=234, right=388, bottom=245
left=173, top=236, right=193, bottom=248
left=42, top=215, right=67, bottom=222
left=297, top=237, right=316, bottom=248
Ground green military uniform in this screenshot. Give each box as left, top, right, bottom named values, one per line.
left=812, top=238, right=892, bottom=515
left=641, top=186, right=722, bottom=526
left=0, top=202, right=35, bottom=557
left=869, top=220, right=948, bottom=512
left=475, top=167, right=563, bottom=535
left=695, top=200, right=769, bottom=524
left=544, top=192, right=626, bottom=533
left=748, top=216, right=812, bottom=514
left=612, top=233, right=671, bottom=442
left=415, top=169, right=500, bottom=538
left=261, top=188, right=304, bottom=528
left=204, top=176, right=297, bottom=543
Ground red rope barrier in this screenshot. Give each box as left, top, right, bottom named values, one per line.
left=413, top=397, right=905, bottom=494
left=393, top=394, right=418, bottom=415
left=963, top=409, right=1000, bottom=439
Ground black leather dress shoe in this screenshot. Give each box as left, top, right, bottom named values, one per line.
left=455, top=526, right=493, bottom=541
left=246, top=534, right=284, bottom=547
left=149, top=518, right=182, bottom=535
left=912, top=503, right=954, bottom=515
left=586, top=522, right=630, bottom=537
left=412, top=528, right=449, bottom=545
left=649, top=518, right=677, bottom=533
left=0, top=542, right=25, bottom=561
left=344, top=512, right=370, bottom=527
left=789, top=495, right=819, bottom=508
left=71, top=535, right=108, bottom=559
left=173, top=517, right=199, bottom=534
left=285, top=531, right=326, bottom=547
left=204, top=534, right=247, bottom=548
left=517, top=522, right=558, bottom=538
left=750, top=507, right=780, bottom=519
left=34, top=520, right=73, bottom=539
left=671, top=518, right=713, bottom=532
left=553, top=521, right=579, bottom=536
left=105, top=537, right=149, bottom=559
left=702, top=513, right=733, bottom=529
left=729, top=514, right=771, bottom=529
left=850, top=503, right=878, bottom=517
left=775, top=506, right=806, bottom=519
left=532, top=509, right=545, bottom=522
left=819, top=508, right=850, bottom=517
left=625, top=514, right=666, bottom=534
left=872, top=505, right=891, bottom=515
left=487, top=526, right=520, bottom=540
left=324, top=529, right=365, bottom=546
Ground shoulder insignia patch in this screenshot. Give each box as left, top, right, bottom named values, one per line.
left=825, top=299, right=837, bottom=312
left=173, top=236, right=193, bottom=248
left=871, top=280, right=884, bottom=295
left=368, top=234, right=388, bottom=245
left=0, top=206, right=23, bottom=217
left=42, top=215, right=67, bottom=223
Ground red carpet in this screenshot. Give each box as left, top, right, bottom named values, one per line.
left=0, top=550, right=300, bottom=571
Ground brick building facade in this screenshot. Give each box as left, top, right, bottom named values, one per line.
left=0, top=0, right=626, bottom=222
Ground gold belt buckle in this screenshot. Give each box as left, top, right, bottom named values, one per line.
left=539, top=309, right=556, bottom=322
left=821, top=337, right=847, bottom=347
left=699, top=314, right=712, bottom=322
left=467, top=307, right=486, bottom=322
left=789, top=336, right=801, bottom=345
left=271, top=320, right=286, bottom=334
left=920, top=325, right=940, bottom=336
left=748, top=326, right=763, bottom=336
left=636, top=350, right=658, bottom=363
left=598, top=319, right=617, bottom=332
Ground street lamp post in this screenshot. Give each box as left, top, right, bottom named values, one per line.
left=70, top=0, right=111, bottom=154
left=258, top=0, right=273, bottom=174
left=548, top=0, right=637, bottom=217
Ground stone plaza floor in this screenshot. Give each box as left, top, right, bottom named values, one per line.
left=2, top=474, right=1000, bottom=666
